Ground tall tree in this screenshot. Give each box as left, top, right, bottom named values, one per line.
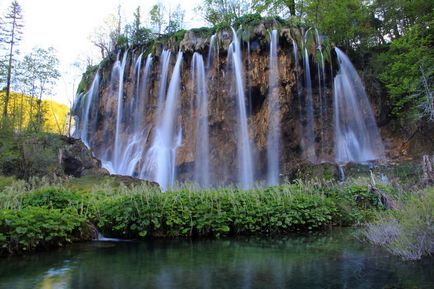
left=165, top=5, right=185, bottom=34
left=90, top=14, right=119, bottom=59
left=150, top=3, right=166, bottom=34
left=0, top=0, right=23, bottom=127
left=19, top=48, right=60, bottom=131
left=197, top=0, right=264, bottom=26
left=125, top=6, right=153, bottom=46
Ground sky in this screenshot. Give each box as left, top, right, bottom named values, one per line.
left=0, top=0, right=206, bottom=106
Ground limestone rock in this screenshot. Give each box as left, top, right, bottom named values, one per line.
left=60, top=137, right=109, bottom=177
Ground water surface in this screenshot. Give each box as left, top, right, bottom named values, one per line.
left=0, top=230, right=432, bottom=289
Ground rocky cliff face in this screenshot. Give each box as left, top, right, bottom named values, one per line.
left=73, top=23, right=431, bottom=188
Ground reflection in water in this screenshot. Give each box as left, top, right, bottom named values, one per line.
left=0, top=230, right=433, bottom=289
left=39, top=262, right=72, bottom=289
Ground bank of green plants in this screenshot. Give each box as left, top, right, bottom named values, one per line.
left=0, top=207, right=88, bottom=255
left=0, top=176, right=392, bottom=255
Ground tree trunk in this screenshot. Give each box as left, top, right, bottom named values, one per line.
left=2, top=15, right=17, bottom=127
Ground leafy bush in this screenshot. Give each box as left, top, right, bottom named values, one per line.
left=22, top=187, right=83, bottom=210
left=93, top=185, right=357, bottom=239
left=0, top=176, right=389, bottom=255
left=0, top=207, right=88, bottom=255
left=363, top=188, right=434, bottom=260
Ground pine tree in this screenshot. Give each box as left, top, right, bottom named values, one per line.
left=0, top=0, right=23, bottom=127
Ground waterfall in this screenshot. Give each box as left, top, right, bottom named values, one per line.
left=192, top=53, right=210, bottom=187
left=207, top=34, right=217, bottom=69
left=229, top=27, right=254, bottom=189
left=292, top=39, right=303, bottom=117
left=157, top=50, right=172, bottom=118
left=80, top=71, right=100, bottom=148
left=147, top=52, right=184, bottom=191
left=315, top=29, right=327, bottom=158
left=116, top=54, right=153, bottom=176
left=131, top=53, right=143, bottom=131
left=266, top=30, right=280, bottom=186
left=134, top=54, right=153, bottom=134
left=246, top=41, right=252, bottom=115
left=302, top=31, right=316, bottom=162
left=112, top=50, right=129, bottom=172
left=333, top=47, right=385, bottom=164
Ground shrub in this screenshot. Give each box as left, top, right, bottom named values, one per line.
left=22, top=187, right=83, bottom=210
left=0, top=207, right=88, bottom=255
left=93, top=186, right=340, bottom=239
left=362, top=188, right=434, bottom=260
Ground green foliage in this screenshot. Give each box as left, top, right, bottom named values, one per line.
left=124, top=6, right=154, bottom=47
left=149, top=3, right=166, bottom=35
left=198, top=0, right=262, bottom=27
left=0, top=133, right=65, bottom=179
left=326, top=183, right=384, bottom=225
left=0, top=175, right=392, bottom=255
left=22, top=187, right=82, bottom=210
left=91, top=182, right=383, bottom=239
left=304, top=0, right=374, bottom=50
left=190, top=27, right=215, bottom=38
left=115, top=34, right=129, bottom=50
left=363, top=188, right=434, bottom=260
left=76, top=64, right=99, bottom=95
left=233, top=13, right=263, bottom=28
left=0, top=207, right=87, bottom=255
left=165, top=5, right=185, bottom=34
left=373, top=25, right=434, bottom=121
left=0, top=176, right=15, bottom=190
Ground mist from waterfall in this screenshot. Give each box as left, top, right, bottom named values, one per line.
left=229, top=27, right=254, bottom=189
left=266, top=30, right=280, bottom=186
left=333, top=47, right=385, bottom=164
left=192, top=53, right=210, bottom=187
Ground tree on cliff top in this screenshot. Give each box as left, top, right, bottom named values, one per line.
left=124, top=6, right=153, bottom=47
left=150, top=3, right=166, bottom=35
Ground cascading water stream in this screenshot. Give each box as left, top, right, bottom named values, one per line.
left=291, top=39, right=303, bottom=116
left=80, top=71, right=100, bottom=148
left=134, top=54, right=153, bottom=134
left=302, top=30, right=316, bottom=162
left=314, top=29, right=327, bottom=158
left=156, top=50, right=172, bottom=118
left=132, top=53, right=143, bottom=126
left=229, top=27, right=254, bottom=189
left=147, top=52, right=184, bottom=191
left=246, top=41, right=253, bottom=116
left=266, top=30, right=280, bottom=186
left=112, top=50, right=129, bottom=172
left=333, top=47, right=385, bottom=164
left=116, top=54, right=153, bottom=176
left=207, top=34, right=217, bottom=69
left=192, top=53, right=210, bottom=187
